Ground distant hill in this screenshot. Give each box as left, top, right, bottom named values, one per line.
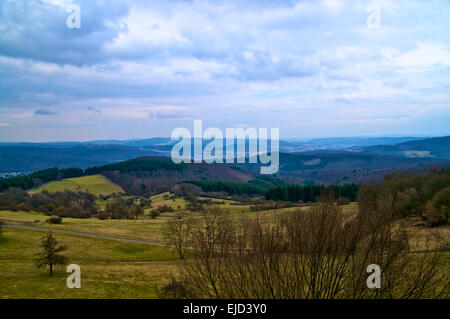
left=1, top=136, right=448, bottom=188
left=85, top=156, right=187, bottom=175
left=237, top=150, right=448, bottom=185
left=0, top=156, right=256, bottom=195
left=87, top=137, right=175, bottom=147
left=360, top=136, right=450, bottom=159
left=1, top=135, right=432, bottom=174
left=302, top=136, right=424, bottom=148
left=87, top=156, right=256, bottom=195
left=0, top=144, right=163, bottom=173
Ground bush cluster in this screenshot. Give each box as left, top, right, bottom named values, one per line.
left=357, top=169, right=450, bottom=226
left=0, top=188, right=97, bottom=218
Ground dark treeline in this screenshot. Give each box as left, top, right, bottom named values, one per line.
left=85, top=157, right=186, bottom=175
left=182, top=179, right=274, bottom=196
left=0, top=188, right=97, bottom=218
left=358, top=169, right=450, bottom=226
left=0, top=168, right=83, bottom=192
left=0, top=157, right=186, bottom=192
left=265, top=183, right=360, bottom=203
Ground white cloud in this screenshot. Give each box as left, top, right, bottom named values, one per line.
left=322, top=0, right=343, bottom=9
left=383, top=42, right=450, bottom=72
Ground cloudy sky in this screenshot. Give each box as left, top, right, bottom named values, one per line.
left=0, top=0, right=449, bottom=141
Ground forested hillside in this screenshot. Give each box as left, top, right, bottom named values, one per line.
left=358, top=169, right=450, bottom=226
left=265, top=183, right=360, bottom=203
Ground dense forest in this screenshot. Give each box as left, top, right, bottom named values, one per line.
left=182, top=178, right=285, bottom=196
left=85, top=157, right=186, bottom=175
left=0, top=157, right=185, bottom=192
left=357, top=169, right=450, bottom=225
left=265, top=183, right=360, bottom=203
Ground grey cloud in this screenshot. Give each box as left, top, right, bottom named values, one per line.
left=0, top=0, right=130, bottom=66
left=87, top=106, right=101, bottom=113
left=34, top=109, right=57, bottom=115
left=149, top=110, right=193, bottom=120
left=0, top=0, right=449, bottom=140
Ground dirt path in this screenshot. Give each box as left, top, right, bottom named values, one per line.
left=4, top=224, right=446, bottom=254
left=3, top=224, right=172, bottom=247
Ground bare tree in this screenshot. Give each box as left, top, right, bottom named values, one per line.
left=172, top=192, right=449, bottom=299
left=35, top=231, right=69, bottom=277
left=164, top=216, right=193, bottom=260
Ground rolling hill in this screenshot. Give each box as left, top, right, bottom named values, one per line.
left=0, top=144, right=162, bottom=174
left=33, top=174, right=124, bottom=196
left=1, top=135, right=449, bottom=175
left=1, top=136, right=449, bottom=189
left=360, top=136, right=450, bottom=159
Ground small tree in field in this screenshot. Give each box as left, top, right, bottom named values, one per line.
left=35, top=231, right=69, bottom=277
left=133, top=205, right=144, bottom=219
left=150, top=209, right=160, bottom=219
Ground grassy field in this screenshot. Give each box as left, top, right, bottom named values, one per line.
left=149, top=192, right=189, bottom=210
left=0, top=227, right=181, bottom=298
left=149, top=192, right=252, bottom=214
left=0, top=200, right=317, bottom=245
left=0, top=208, right=310, bottom=247
left=0, top=210, right=169, bottom=243
left=33, top=174, right=124, bottom=196
left=0, top=202, right=448, bottom=299
left=2, top=201, right=446, bottom=252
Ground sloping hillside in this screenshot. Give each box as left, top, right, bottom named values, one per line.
left=361, top=136, right=450, bottom=159
left=240, top=151, right=449, bottom=185
left=33, top=174, right=124, bottom=196
left=89, top=157, right=256, bottom=195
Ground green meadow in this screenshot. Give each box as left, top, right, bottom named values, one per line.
left=0, top=227, right=180, bottom=299
left=33, top=174, right=124, bottom=196
left=0, top=187, right=448, bottom=299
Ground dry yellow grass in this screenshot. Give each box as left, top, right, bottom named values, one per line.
left=0, top=210, right=169, bottom=243
left=0, top=227, right=180, bottom=298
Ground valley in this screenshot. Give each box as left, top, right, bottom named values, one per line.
left=0, top=136, right=449, bottom=299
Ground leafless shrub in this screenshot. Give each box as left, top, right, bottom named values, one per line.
left=171, top=192, right=449, bottom=299
left=157, top=276, right=192, bottom=299
left=164, top=216, right=194, bottom=260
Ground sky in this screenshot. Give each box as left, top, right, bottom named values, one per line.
left=0, top=0, right=449, bottom=142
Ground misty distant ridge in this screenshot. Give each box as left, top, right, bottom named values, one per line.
left=0, top=135, right=449, bottom=176
left=0, top=135, right=443, bottom=148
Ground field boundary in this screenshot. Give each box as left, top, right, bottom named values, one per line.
left=3, top=224, right=171, bottom=247
left=3, top=224, right=447, bottom=254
